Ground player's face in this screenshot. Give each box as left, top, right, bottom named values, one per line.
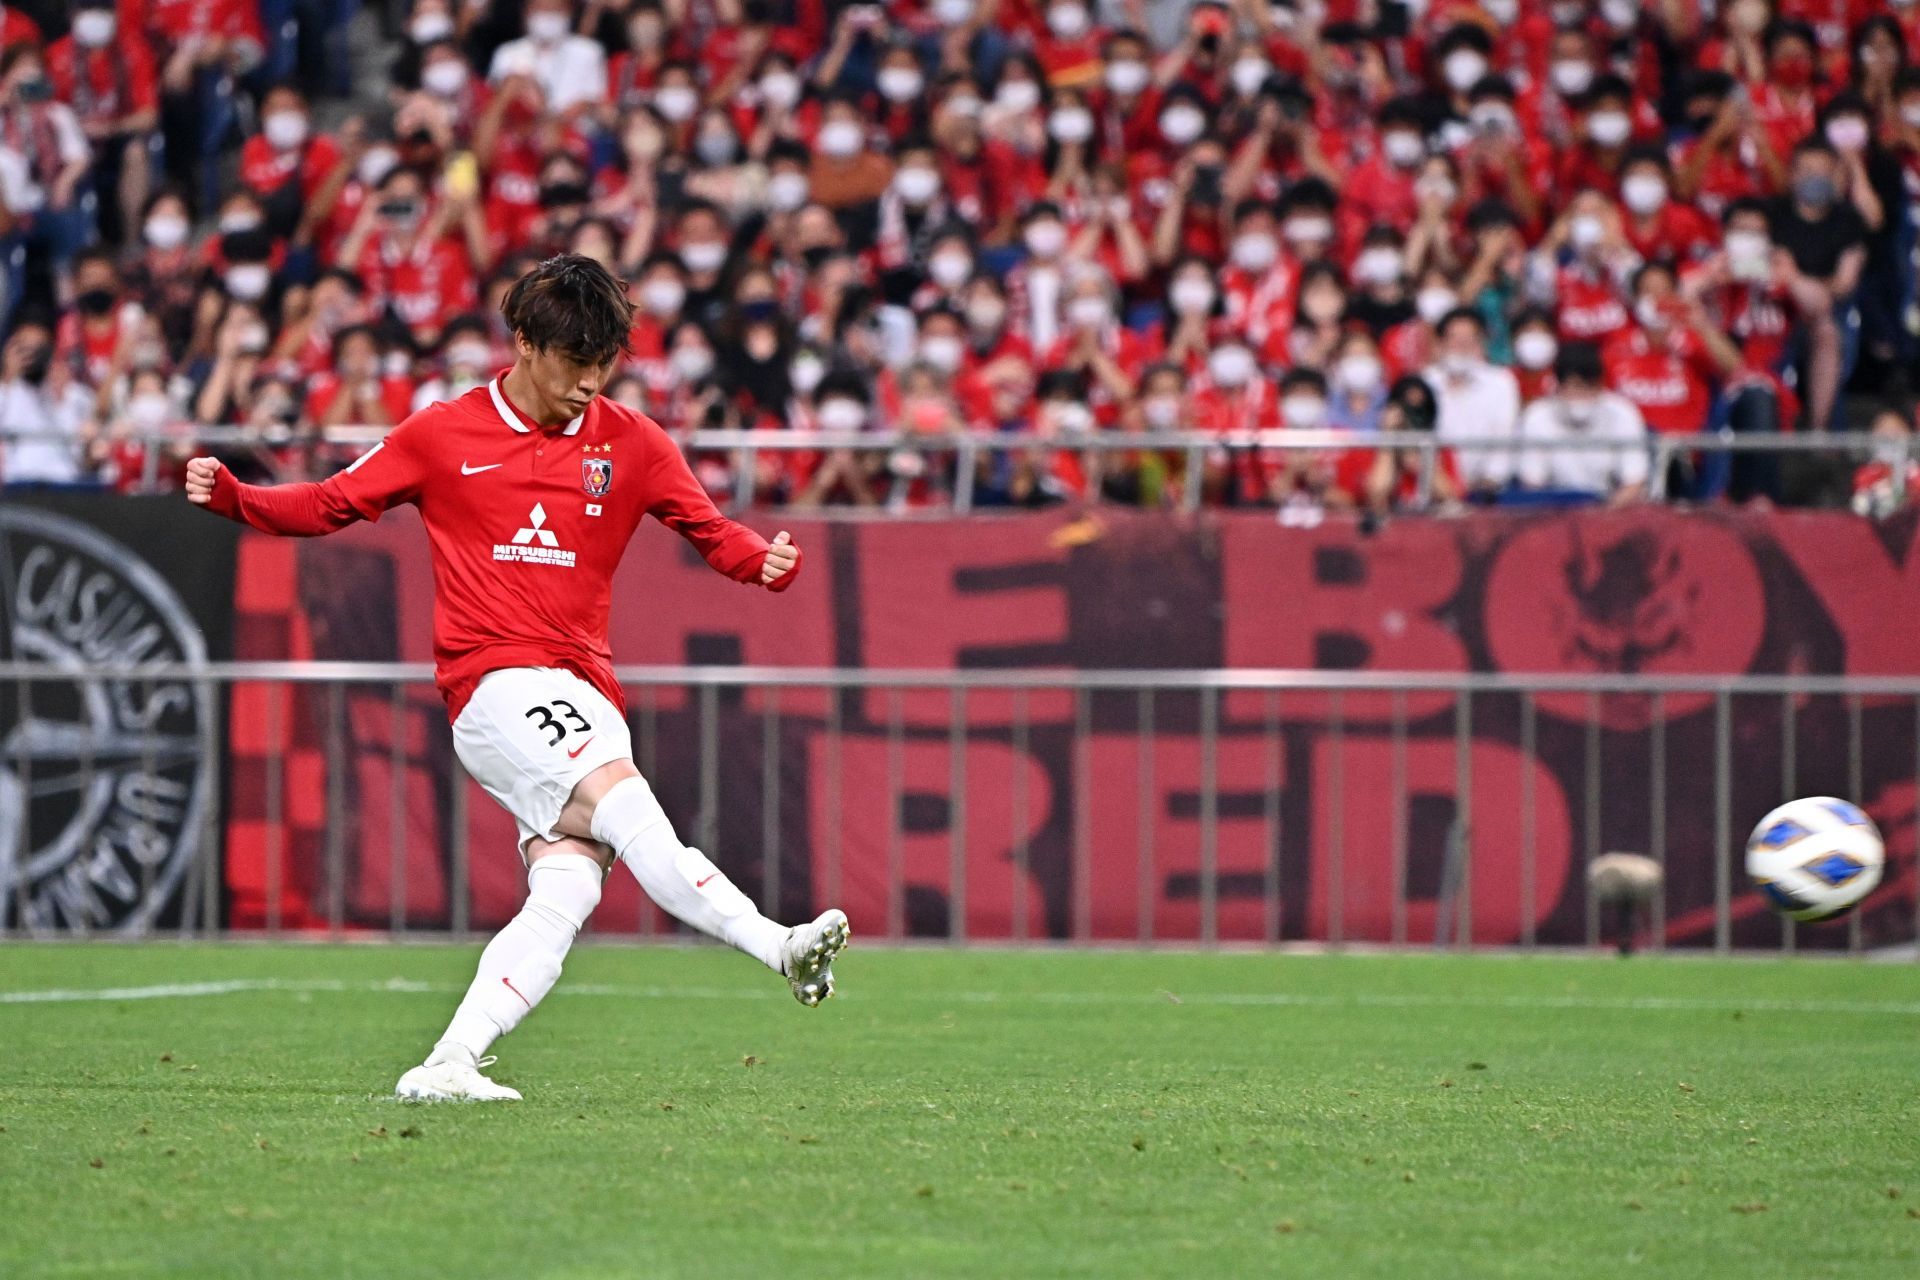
left=518, top=336, right=618, bottom=420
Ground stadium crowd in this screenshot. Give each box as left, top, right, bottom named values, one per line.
left=0, top=0, right=1914, bottom=512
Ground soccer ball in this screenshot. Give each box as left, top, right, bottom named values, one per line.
left=1744, top=797, right=1885, bottom=923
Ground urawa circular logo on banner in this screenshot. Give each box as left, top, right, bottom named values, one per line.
left=0, top=506, right=213, bottom=933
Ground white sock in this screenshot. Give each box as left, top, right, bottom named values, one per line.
left=589, top=775, right=790, bottom=972
left=430, top=851, right=603, bottom=1065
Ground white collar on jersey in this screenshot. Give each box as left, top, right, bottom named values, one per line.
left=488, top=377, right=585, bottom=436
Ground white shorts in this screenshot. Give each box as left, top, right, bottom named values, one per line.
left=452, top=667, right=635, bottom=855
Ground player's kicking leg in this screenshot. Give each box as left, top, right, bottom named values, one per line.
left=567, top=762, right=851, bottom=1006
left=397, top=667, right=847, bottom=1101
left=396, top=835, right=609, bottom=1102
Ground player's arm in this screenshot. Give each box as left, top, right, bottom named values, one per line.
left=643, top=433, right=801, bottom=591
left=185, top=426, right=425, bottom=536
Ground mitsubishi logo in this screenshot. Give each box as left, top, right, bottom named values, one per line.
left=494, top=503, right=576, bottom=567
left=513, top=503, right=559, bottom=547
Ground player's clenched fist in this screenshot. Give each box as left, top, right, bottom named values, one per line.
left=760, top=530, right=799, bottom=586
left=184, top=457, right=223, bottom=505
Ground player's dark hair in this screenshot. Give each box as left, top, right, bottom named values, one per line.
left=501, top=254, right=636, bottom=366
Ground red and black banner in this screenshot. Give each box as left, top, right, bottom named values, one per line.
left=220, top=506, right=1920, bottom=949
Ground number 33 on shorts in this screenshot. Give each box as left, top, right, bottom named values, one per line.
left=524, top=698, right=593, bottom=748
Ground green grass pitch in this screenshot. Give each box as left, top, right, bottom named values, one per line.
left=3, top=943, right=1918, bottom=1279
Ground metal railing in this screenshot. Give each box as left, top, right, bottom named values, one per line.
left=3, top=661, right=1916, bottom=954
left=4, top=425, right=1911, bottom=513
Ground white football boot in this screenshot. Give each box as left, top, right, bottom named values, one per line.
left=782, top=909, right=851, bottom=1007
left=394, top=1054, right=522, bottom=1102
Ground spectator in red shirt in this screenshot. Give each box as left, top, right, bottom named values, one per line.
left=1342, top=97, right=1426, bottom=233
left=1617, top=147, right=1718, bottom=268
left=304, top=325, right=416, bottom=431
left=1510, top=307, right=1561, bottom=404
left=1671, top=69, right=1786, bottom=219
left=48, top=1, right=160, bottom=247
left=1092, top=28, right=1162, bottom=159
left=1537, top=190, right=1637, bottom=345
left=239, top=85, right=342, bottom=239
left=1603, top=262, right=1742, bottom=469
left=1554, top=74, right=1638, bottom=202
left=54, top=249, right=129, bottom=389
left=338, top=167, right=482, bottom=346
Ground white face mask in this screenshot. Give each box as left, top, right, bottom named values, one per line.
left=1825, top=117, right=1869, bottom=154
left=671, top=346, right=714, bottom=382
left=1513, top=330, right=1558, bottom=371
left=1905, top=103, right=1920, bottom=129
left=1415, top=175, right=1458, bottom=207
left=1282, top=395, right=1327, bottom=428
left=1550, top=60, right=1594, bottom=97
left=696, top=131, right=739, bottom=167
left=919, top=335, right=964, bottom=373
left=1170, top=277, right=1215, bottom=315
left=1382, top=130, right=1425, bottom=169
left=680, top=241, right=727, bottom=275
left=878, top=68, right=924, bottom=103
left=74, top=9, right=116, bottom=46
left=996, top=80, right=1041, bottom=114
left=967, top=299, right=1005, bottom=332
left=145, top=214, right=189, bottom=251
left=264, top=111, right=308, bottom=151
left=1231, top=58, right=1270, bottom=97
left=1621, top=174, right=1668, bottom=216
left=1046, top=3, right=1089, bottom=38
left=126, top=392, right=172, bottom=429
left=1159, top=106, right=1205, bottom=146
left=817, top=398, right=866, bottom=431
left=448, top=341, right=491, bottom=370
left=1355, top=247, right=1403, bottom=285
left=1569, top=214, right=1605, bottom=250
left=642, top=278, right=686, bottom=316
left=1336, top=354, right=1383, bottom=393
left=1282, top=217, right=1332, bottom=246
left=1208, top=345, right=1255, bottom=388
left=1635, top=296, right=1669, bottom=330
left=422, top=59, right=468, bottom=96
left=654, top=85, right=698, bottom=122
left=1416, top=288, right=1457, bottom=325
left=933, top=0, right=973, bottom=20
left=1600, top=0, right=1636, bottom=31
left=1725, top=229, right=1772, bottom=281
left=1483, top=0, right=1518, bottom=23
left=1024, top=221, right=1066, bottom=257
left=1143, top=396, right=1180, bottom=430
left=1067, top=295, right=1110, bottom=329
left=1231, top=233, right=1279, bottom=272
left=527, top=10, right=569, bottom=42
left=818, top=120, right=863, bottom=158
left=226, top=264, right=272, bottom=301
left=1443, top=50, right=1488, bottom=94
left=760, top=71, right=801, bottom=110
left=1049, top=108, right=1093, bottom=143
left=1587, top=111, right=1631, bottom=148
left=928, top=251, right=972, bottom=289
left=893, top=165, right=941, bottom=205
left=1105, top=60, right=1149, bottom=96
left=410, top=11, right=454, bottom=43
left=767, top=171, right=810, bottom=212
left=790, top=354, right=824, bottom=394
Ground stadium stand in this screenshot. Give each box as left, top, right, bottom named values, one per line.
left=0, top=0, right=1914, bottom=511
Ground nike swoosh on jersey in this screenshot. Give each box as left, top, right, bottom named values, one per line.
left=461, top=462, right=504, bottom=475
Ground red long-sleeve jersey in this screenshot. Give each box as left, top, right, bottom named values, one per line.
left=202, top=378, right=798, bottom=720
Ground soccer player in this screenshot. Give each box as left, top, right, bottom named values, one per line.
left=185, top=255, right=849, bottom=1102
